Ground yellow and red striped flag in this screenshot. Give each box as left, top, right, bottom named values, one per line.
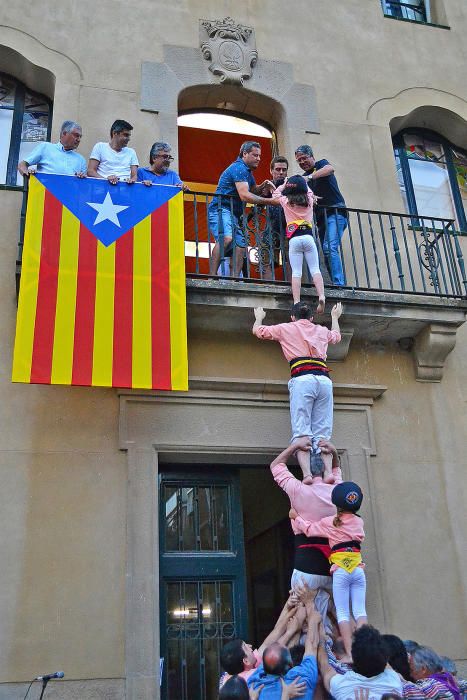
left=12, top=174, right=188, bottom=390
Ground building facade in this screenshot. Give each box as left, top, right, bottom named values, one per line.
left=0, top=1, right=466, bottom=698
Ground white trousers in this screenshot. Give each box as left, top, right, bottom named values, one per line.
left=289, top=234, right=321, bottom=278
left=332, top=566, right=367, bottom=623
left=289, top=374, right=333, bottom=452
left=291, top=569, right=333, bottom=627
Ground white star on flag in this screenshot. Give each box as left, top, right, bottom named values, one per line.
left=87, top=192, right=129, bottom=227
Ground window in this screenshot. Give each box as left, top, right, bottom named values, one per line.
left=0, top=72, right=52, bottom=186
left=393, top=130, right=467, bottom=231
left=382, top=0, right=428, bottom=22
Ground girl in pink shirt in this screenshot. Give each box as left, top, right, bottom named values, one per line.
left=290, top=481, right=368, bottom=663
left=272, top=175, right=325, bottom=309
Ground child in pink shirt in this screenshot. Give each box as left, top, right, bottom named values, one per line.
left=290, top=481, right=367, bottom=664
left=271, top=175, right=324, bottom=308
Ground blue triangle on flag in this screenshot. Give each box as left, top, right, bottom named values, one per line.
left=35, top=174, right=180, bottom=246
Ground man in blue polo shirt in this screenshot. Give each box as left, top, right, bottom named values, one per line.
left=295, top=145, right=347, bottom=286
left=208, top=141, right=276, bottom=277
left=17, top=120, right=87, bottom=178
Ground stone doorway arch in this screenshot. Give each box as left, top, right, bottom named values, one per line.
left=140, top=44, right=320, bottom=166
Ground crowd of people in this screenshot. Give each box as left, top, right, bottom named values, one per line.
left=18, top=118, right=185, bottom=189
left=216, top=287, right=466, bottom=699
left=18, top=118, right=349, bottom=301
left=218, top=432, right=466, bottom=700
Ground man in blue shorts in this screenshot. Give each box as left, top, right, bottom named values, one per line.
left=295, top=145, right=347, bottom=286
left=208, top=141, right=276, bottom=277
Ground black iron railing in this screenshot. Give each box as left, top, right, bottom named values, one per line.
left=14, top=182, right=467, bottom=299
left=382, top=0, right=427, bottom=22
left=183, top=192, right=467, bottom=298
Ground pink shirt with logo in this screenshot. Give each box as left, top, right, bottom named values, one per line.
left=253, top=319, right=341, bottom=362
left=271, top=462, right=342, bottom=534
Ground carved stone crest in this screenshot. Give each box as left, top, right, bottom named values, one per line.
left=200, top=17, right=258, bottom=85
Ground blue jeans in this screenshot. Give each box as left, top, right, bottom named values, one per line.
left=321, top=213, right=347, bottom=286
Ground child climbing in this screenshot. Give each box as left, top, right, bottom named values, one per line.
left=271, top=175, right=325, bottom=309
left=290, top=481, right=367, bottom=664
left=253, top=301, right=343, bottom=482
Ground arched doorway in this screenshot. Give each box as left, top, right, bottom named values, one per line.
left=178, top=109, right=284, bottom=279
left=178, top=110, right=275, bottom=193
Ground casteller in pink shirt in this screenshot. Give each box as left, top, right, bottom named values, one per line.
left=272, top=184, right=315, bottom=225
left=271, top=462, right=342, bottom=533
left=294, top=511, right=365, bottom=548
left=253, top=318, right=341, bottom=362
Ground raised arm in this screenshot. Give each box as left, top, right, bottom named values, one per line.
left=330, top=303, right=343, bottom=336
left=270, top=436, right=311, bottom=471
left=317, top=622, right=337, bottom=693
left=300, top=588, right=320, bottom=659
left=257, top=594, right=297, bottom=656
left=278, top=606, right=306, bottom=647
left=252, top=307, right=266, bottom=334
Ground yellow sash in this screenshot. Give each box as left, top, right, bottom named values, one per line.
left=290, top=219, right=310, bottom=227
left=329, top=551, right=362, bottom=574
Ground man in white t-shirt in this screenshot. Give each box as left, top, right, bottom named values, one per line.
left=88, top=119, right=139, bottom=184
left=318, top=624, right=403, bottom=700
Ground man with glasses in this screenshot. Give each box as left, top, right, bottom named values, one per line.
left=295, top=145, right=347, bottom=287
left=137, top=142, right=186, bottom=188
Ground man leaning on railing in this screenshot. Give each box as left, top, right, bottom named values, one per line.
left=17, top=120, right=87, bottom=179
left=295, top=145, right=348, bottom=287
left=208, top=140, right=277, bottom=278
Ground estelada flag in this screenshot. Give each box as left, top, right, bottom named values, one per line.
left=12, top=174, right=188, bottom=390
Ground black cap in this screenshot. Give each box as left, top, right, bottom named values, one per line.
left=331, top=481, right=363, bottom=512
left=282, top=175, right=309, bottom=196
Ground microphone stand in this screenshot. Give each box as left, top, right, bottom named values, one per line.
left=38, top=678, right=50, bottom=700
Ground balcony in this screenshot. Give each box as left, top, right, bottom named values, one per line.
left=14, top=184, right=467, bottom=382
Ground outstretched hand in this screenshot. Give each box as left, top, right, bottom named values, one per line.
left=254, top=307, right=266, bottom=323
left=280, top=677, right=307, bottom=699
left=331, top=302, right=343, bottom=319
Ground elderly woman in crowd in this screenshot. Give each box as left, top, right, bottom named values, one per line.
left=137, top=141, right=186, bottom=188
left=403, top=646, right=459, bottom=700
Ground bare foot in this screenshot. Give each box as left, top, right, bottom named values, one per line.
left=303, top=475, right=314, bottom=485
left=316, top=297, right=325, bottom=314
left=322, top=452, right=334, bottom=484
